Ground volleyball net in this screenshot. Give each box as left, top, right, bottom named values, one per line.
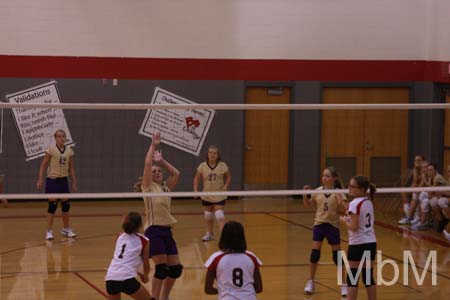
left=1, top=97, right=450, bottom=201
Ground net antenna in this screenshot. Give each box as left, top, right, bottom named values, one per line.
left=0, top=108, right=3, bottom=154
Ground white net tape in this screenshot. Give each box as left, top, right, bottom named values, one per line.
left=2, top=186, right=450, bottom=200
left=1, top=102, right=450, bottom=110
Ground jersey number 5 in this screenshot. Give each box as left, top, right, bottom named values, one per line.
left=232, top=268, right=243, bottom=287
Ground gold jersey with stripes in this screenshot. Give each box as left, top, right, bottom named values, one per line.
left=142, top=182, right=177, bottom=227
left=46, top=145, right=74, bottom=178
left=197, top=161, right=229, bottom=203
left=311, top=186, right=346, bottom=227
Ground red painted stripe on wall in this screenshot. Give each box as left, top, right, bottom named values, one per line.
left=0, top=55, right=449, bottom=82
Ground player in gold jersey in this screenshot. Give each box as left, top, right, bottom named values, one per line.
left=303, top=166, right=347, bottom=296
left=194, top=145, right=231, bottom=242
left=140, top=131, right=182, bottom=300
left=37, top=130, right=77, bottom=240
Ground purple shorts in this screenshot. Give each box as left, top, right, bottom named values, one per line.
left=312, top=223, right=341, bottom=245
left=45, top=177, right=70, bottom=194
left=144, top=226, right=178, bottom=257
left=202, top=200, right=226, bottom=207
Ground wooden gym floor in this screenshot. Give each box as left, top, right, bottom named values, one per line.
left=0, top=198, right=449, bottom=300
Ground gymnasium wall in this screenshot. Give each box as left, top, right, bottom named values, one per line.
left=0, top=0, right=449, bottom=82
left=0, top=1, right=448, bottom=194
left=0, top=0, right=449, bottom=60
left=0, top=79, right=443, bottom=194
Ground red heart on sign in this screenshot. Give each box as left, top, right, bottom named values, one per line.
left=185, top=116, right=200, bottom=128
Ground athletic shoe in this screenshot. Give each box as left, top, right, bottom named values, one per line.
left=61, top=228, right=77, bottom=238
left=202, top=232, right=214, bottom=242
left=398, top=217, right=411, bottom=225
left=411, top=223, right=428, bottom=231
left=46, top=230, right=54, bottom=240
left=304, top=279, right=314, bottom=295
left=340, top=283, right=348, bottom=297
left=410, top=218, right=421, bottom=225
left=444, top=230, right=450, bottom=242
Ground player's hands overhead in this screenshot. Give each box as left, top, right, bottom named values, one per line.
left=153, top=150, right=163, bottom=163
left=152, top=131, right=161, bottom=146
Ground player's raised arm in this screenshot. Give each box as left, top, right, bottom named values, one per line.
left=142, top=131, right=160, bottom=190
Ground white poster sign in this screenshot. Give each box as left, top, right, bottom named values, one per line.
left=6, top=81, right=74, bottom=161
left=139, top=87, right=215, bottom=156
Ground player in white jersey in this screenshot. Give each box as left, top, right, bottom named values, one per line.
left=37, top=129, right=78, bottom=240
left=105, top=211, right=152, bottom=300
left=303, top=166, right=347, bottom=296
left=204, top=221, right=263, bottom=300
left=340, top=175, right=377, bottom=300
left=194, top=145, right=231, bottom=242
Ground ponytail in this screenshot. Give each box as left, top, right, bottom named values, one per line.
left=351, top=175, right=376, bottom=200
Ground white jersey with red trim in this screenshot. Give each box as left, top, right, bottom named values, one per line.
left=347, top=197, right=376, bottom=245
left=105, top=232, right=148, bottom=281
left=205, top=250, right=262, bottom=300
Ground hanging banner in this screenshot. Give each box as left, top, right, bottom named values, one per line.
left=139, top=87, right=215, bottom=156
left=6, top=81, right=74, bottom=161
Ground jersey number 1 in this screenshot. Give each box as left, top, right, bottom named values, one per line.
left=232, top=268, right=243, bottom=287
left=118, top=244, right=127, bottom=259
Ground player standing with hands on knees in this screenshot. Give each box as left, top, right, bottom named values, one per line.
left=105, top=212, right=152, bottom=300
left=37, top=129, right=77, bottom=240
left=141, top=131, right=182, bottom=300
left=194, top=145, right=231, bottom=242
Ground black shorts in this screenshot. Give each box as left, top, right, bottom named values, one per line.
left=347, top=242, right=377, bottom=261
left=105, top=277, right=140, bottom=295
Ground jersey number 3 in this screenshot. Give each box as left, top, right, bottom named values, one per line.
left=232, top=268, right=243, bottom=287
left=365, top=213, right=371, bottom=228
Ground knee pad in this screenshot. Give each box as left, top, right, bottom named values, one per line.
left=332, top=250, right=339, bottom=265
left=154, top=263, right=169, bottom=280
left=438, top=198, right=449, bottom=208
left=403, top=203, right=410, bottom=215
left=430, top=197, right=439, bottom=208
left=204, top=211, right=214, bottom=221
left=61, top=201, right=70, bottom=213
left=412, top=193, right=418, bottom=201
left=346, top=268, right=360, bottom=287
left=214, top=209, right=225, bottom=222
left=362, top=268, right=375, bottom=287
left=167, top=264, right=183, bottom=279
left=420, top=198, right=430, bottom=213
left=310, top=249, right=321, bottom=264
left=48, top=201, right=57, bottom=214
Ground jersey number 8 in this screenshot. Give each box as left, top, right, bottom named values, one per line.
left=232, top=268, right=243, bottom=287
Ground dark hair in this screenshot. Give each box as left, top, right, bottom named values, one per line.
left=428, top=162, right=439, bottom=172
left=415, top=154, right=426, bottom=160
left=219, top=221, right=247, bottom=253
left=351, top=175, right=376, bottom=200
left=122, top=212, right=142, bottom=234
left=205, top=145, right=221, bottom=162
left=325, top=166, right=344, bottom=189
